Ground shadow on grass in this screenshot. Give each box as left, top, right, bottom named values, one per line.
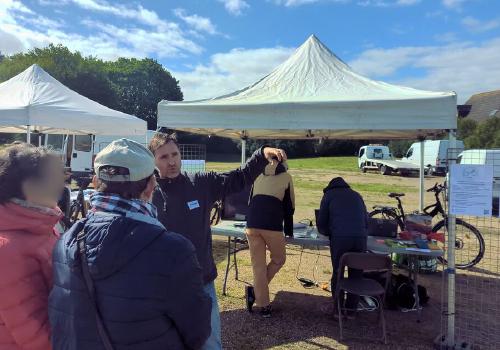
left=219, top=290, right=397, bottom=349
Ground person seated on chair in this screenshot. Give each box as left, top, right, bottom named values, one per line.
left=316, top=177, right=369, bottom=312
left=245, top=158, right=295, bottom=318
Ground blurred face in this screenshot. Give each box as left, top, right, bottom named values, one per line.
left=22, top=156, right=65, bottom=208
left=154, top=142, right=182, bottom=179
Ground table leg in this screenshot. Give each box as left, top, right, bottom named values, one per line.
left=233, top=238, right=239, bottom=280
left=410, top=256, right=422, bottom=322
left=223, top=236, right=231, bottom=296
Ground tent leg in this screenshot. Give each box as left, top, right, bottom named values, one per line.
left=27, top=125, right=31, bottom=144
left=446, top=130, right=457, bottom=348
left=241, top=138, right=246, bottom=165
left=419, top=139, right=425, bottom=212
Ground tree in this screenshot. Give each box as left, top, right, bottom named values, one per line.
left=105, top=58, right=183, bottom=129
left=0, top=44, right=119, bottom=108
left=465, top=117, right=500, bottom=149
left=458, top=118, right=478, bottom=141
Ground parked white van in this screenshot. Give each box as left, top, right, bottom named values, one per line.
left=45, top=132, right=156, bottom=178
left=457, top=149, right=500, bottom=216
left=402, top=140, right=464, bottom=176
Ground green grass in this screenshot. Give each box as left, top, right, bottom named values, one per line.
left=293, top=177, right=416, bottom=194
left=207, top=156, right=359, bottom=172
left=287, top=156, right=358, bottom=172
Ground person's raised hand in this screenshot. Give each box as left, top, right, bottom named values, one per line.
left=263, top=147, right=288, bottom=162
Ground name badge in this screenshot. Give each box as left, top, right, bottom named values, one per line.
left=187, top=200, right=200, bottom=210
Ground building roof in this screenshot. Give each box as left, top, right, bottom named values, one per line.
left=463, top=90, right=500, bottom=122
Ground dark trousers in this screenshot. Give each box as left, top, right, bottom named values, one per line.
left=330, top=236, right=367, bottom=309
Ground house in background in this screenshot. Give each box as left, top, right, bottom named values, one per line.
left=458, top=89, right=500, bottom=121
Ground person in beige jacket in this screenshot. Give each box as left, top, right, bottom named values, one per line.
left=245, top=159, right=295, bottom=318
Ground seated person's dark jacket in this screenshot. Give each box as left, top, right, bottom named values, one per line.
left=49, top=212, right=211, bottom=350
left=316, top=177, right=368, bottom=238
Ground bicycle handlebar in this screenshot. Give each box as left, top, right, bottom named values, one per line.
left=427, top=182, right=445, bottom=193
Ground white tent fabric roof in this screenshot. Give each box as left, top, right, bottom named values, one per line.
left=0, top=64, right=146, bottom=135
left=158, top=35, right=457, bottom=140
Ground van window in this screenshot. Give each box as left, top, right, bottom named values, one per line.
left=75, top=135, right=92, bottom=152
left=46, top=134, right=64, bottom=151
left=359, top=148, right=365, bottom=158
left=457, top=155, right=462, bottom=164
left=406, top=148, right=414, bottom=158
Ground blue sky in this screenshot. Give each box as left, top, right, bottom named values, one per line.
left=1, top=0, right=499, bottom=103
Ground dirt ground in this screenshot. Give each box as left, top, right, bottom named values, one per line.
left=208, top=163, right=500, bottom=349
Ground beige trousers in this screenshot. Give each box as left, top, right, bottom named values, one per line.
left=246, top=228, right=286, bottom=307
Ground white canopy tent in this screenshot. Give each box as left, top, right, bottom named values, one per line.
left=158, top=35, right=457, bottom=141
left=158, top=34, right=457, bottom=211
left=0, top=64, right=147, bottom=140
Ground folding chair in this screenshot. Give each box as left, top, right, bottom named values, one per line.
left=334, top=252, right=392, bottom=344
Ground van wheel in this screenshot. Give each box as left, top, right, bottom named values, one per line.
left=360, top=163, right=367, bottom=173
left=380, top=165, right=391, bottom=175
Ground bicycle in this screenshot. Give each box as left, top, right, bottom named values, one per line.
left=63, top=175, right=93, bottom=229
left=369, top=183, right=485, bottom=269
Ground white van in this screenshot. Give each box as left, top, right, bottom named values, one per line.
left=45, top=132, right=156, bottom=178
left=457, top=149, right=500, bottom=215
left=402, top=140, right=464, bottom=175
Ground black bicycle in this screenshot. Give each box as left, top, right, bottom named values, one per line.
left=369, top=183, right=485, bottom=269
left=66, top=176, right=93, bottom=227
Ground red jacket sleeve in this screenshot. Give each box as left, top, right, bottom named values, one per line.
left=0, top=245, right=52, bottom=350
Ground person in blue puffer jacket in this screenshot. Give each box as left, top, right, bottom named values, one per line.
left=49, top=139, right=211, bottom=350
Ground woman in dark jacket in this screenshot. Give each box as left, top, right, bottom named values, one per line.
left=245, top=160, right=294, bottom=318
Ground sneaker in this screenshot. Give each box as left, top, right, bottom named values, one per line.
left=245, top=286, right=255, bottom=313
left=260, top=305, right=272, bottom=318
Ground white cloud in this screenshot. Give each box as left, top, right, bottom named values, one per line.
left=349, top=38, right=500, bottom=103
left=273, top=0, right=419, bottom=6
left=173, top=46, right=295, bottom=100
left=462, top=16, right=500, bottom=33
left=218, top=0, right=249, bottom=15
left=434, top=31, right=458, bottom=43
left=442, top=0, right=474, bottom=11
left=173, top=9, right=218, bottom=36
left=0, top=0, right=205, bottom=60
left=357, top=0, right=421, bottom=6
left=0, top=28, right=25, bottom=55
left=68, top=0, right=165, bottom=27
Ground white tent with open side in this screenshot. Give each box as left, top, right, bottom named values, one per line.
left=158, top=35, right=457, bottom=141
left=158, top=35, right=461, bottom=348
left=0, top=64, right=147, bottom=138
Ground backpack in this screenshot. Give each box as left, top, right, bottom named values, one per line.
left=363, top=272, right=429, bottom=310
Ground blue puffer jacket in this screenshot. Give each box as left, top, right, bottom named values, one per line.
left=49, top=212, right=212, bottom=350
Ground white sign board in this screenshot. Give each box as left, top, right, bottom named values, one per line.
left=450, top=164, right=493, bottom=216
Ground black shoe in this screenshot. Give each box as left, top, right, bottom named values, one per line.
left=260, top=305, right=272, bottom=318
left=245, top=286, right=255, bottom=313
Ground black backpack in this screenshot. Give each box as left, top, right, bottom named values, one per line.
left=363, top=272, right=429, bottom=310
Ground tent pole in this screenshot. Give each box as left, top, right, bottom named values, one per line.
left=26, top=125, right=31, bottom=144
left=419, top=138, right=425, bottom=212
left=446, top=130, right=457, bottom=347
left=241, top=138, right=247, bottom=165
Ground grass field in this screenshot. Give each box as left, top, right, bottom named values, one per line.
left=207, top=156, right=500, bottom=349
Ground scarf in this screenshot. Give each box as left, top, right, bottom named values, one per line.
left=89, top=192, right=158, bottom=219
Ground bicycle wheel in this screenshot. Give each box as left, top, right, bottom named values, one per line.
left=432, top=218, right=485, bottom=269
left=369, top=209, right=405, bottom=232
